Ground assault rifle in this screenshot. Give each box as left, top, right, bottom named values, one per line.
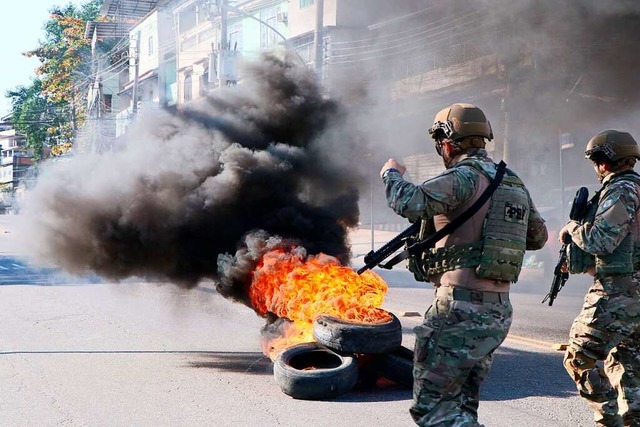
left=357, top=222, right=421, bottom=275
left=541, top=186, right=590, bottom=306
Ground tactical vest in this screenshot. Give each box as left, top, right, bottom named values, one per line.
left=568, top=172, right=640, bottom=277
left=411, top=159, right=530, bottom=283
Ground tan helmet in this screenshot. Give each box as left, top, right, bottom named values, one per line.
left=584, top=130, right=640, bottom=162
left=428, top=103, right=493, bottom=142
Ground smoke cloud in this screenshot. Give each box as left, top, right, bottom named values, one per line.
left=17, top=52, right=365, bottom=307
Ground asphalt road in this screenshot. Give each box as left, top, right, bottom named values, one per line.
left=0, top=216, right=595, bottom=426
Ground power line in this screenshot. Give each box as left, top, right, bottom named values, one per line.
left=331, top=19, right=499, bottom=65
left=331, top=7, right=486, bottom=49
left=330, top=10, right=491, bottom=60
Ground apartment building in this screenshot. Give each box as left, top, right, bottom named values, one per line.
left=0, top=128, right=32, bottom=210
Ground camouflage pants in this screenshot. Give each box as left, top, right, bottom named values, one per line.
left=410, top=286, right=512, bottom=427
left=564, top=276, right=640, bottom=427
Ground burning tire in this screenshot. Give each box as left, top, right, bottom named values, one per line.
left=273, top=342, right=358, bottom=400
left=374, top=346, right=414, bottom=389
left=312, top=311, right=402, bottom=355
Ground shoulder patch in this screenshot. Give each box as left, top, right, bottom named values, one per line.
left=600, top=198, right=614, bottom=211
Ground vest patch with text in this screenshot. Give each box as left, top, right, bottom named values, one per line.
left=504, top=202, right=527, bottom=224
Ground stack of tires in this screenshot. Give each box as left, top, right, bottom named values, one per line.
left=273, top=310, right=414, bottom=400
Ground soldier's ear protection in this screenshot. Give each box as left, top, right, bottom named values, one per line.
left=429, top=121, right=456, bottom=156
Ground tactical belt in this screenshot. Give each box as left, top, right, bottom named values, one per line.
left=437, top=286, right=510, bottom=304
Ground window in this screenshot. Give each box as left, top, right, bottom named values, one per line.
left=178, top=3, right=209, bottom=35
left=148, top=36, right=154, bottom=56
left=227, top=21, right=242, bottom=51
left=300, top=0, right=314, bottom=8
left=184, top=74, right=192, bottom=102
left=197, top=3, right=209, bottom=24
left=178, top=4, right=197, bottom=34
left=260, top=8, right=279, bottom=49
left=103, top=94, right=112, bottom=113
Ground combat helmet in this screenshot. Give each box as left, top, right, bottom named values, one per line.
left=428, top=103, right=494, bottom=142
left=584, top=130, right=640, bottom=162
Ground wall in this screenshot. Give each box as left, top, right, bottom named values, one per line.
left=131, top=11, right=161, bottom=77
left=288, top=0, right=336, bottom=39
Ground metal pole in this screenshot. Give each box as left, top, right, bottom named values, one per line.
left=219, top=0, right=228, bottom=88
left=132, top=31, right=141, bottom=114
left=370, top=154, right=374, bottom=251
left=560, top=129, right=565, bottom=221
left=313, top=0, right=324, bottom=77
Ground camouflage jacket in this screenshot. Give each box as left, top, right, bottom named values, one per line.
left=565, top=170, right=640, bottom=272
left=383, top=149, right=548, bottom=252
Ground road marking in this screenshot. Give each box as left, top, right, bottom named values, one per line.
left=10, top=264, right=25, bottom=269
left=0, top=265, right=7, bottom=270
left=506, top=333, right=567, bottom=352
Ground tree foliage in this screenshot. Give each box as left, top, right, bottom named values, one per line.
left=6, top=0, right=102, bottom=160
left=5, top=79, right=57, bottom=160
left=27, top=2, right=101, bottom=108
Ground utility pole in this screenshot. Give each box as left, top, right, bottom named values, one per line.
left=219, top=0, right=228, bottom=88
left=132, top=31, right=141, bottom=115
left=313, top=0, right=324, bottom=77
left=502, top=85, right=510, bottom=164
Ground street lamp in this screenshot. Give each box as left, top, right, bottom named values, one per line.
left=362, top=152, right=375, bottom=251
left=559, top=131, right=574, bottom=220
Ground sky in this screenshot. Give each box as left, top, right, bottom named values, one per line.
left=0, top=0, right=85, bottom=119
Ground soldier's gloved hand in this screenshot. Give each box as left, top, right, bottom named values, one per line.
left=558, top=221, right=579, bottom=244
left=380, top=158, right=407, bottom=177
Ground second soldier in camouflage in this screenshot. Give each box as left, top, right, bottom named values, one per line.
left=560, top=130, right=640, bottom=427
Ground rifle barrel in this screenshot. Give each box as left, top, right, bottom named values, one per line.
left=356, top=222, right=420, bottom=275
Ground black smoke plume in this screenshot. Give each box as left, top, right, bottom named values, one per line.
left=18, top=52, right=365, bottom=307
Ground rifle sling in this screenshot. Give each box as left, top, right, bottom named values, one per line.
left=379, top=160, right=507, bottom=269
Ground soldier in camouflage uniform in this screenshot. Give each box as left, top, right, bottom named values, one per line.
left=380, top=103, right=548, bottom=426
left=559, top=130, right=640, bottom=427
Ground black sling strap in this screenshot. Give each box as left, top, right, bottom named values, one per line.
left=379, top=160, right=507, bottom=270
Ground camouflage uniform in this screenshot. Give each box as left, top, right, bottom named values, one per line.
left=563, top=171, right=640, bottom=427
left=383, top=149, right=547, bottom=426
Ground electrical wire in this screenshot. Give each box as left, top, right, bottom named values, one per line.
left=331, top=19, right=500, bottom=65
left=331, top=8, right=487, bottom=51
left=330, top=11, right=492, bottom=61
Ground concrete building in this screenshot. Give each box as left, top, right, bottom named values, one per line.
left=0, top=127, right=32, bottom=212
left=173, top=0, right=290, bottom=104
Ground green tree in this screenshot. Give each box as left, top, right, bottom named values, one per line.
left=7, top=0, right=102, bottom=159
left=5, top=79, right=61, bottom=160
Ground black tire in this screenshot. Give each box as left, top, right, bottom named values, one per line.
left=273, top=342, right=358, bottom=400
left=313, top=311, right=402, bottom=354
left=375, top=346, right=414, bottom=389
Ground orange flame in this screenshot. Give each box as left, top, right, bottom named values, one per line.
left=249, top=248, right=390, bottom=358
